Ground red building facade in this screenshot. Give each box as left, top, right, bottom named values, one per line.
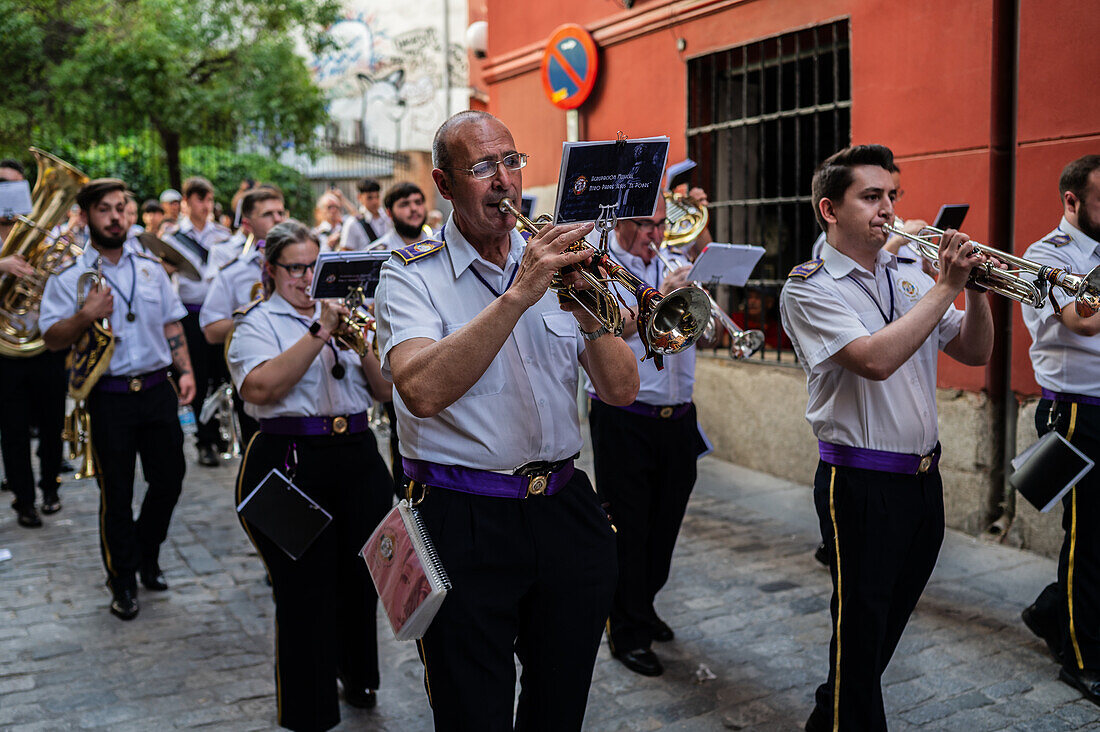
left=478, top=0, right=1100, bottom=398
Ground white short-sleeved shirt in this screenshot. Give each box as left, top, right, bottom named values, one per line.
left=207, top=231, right=247, bottom=274
left=40, top=246, right=187, bottom=376
left=1021, top=217, right=1100, bottom=397
left=200, top=250, right=263, bottom=329
left=581, top=230, right=696, bottom=405
left=226, top=293, right=373, bottom=419
left=368, top=228, right=409, bottom=252
left=341, top=211, right=393, bottom=251
left=375, top=215, right=586, bottom=471
left=167, top=218, right=231, bottom=305
left=779, top=242, right=964, bottom=454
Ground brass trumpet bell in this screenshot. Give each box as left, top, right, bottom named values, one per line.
left=641, top=285, right=712, bottom=355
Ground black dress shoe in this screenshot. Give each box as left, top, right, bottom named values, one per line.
left=41, top=491, right=61, bottom=515
left=650, top=618, right=674, bottom=642
left=15, top=505, right=43, bottom=528
left=1060, top=665, right=1100, bottom=706
left=140, top=566, right=168, bottom=591
left=197, top=444, right=219, bottom=467
left=339, top=676, right=377, bottom=709
left=614, top=648, right=663, bottom=677
left=814, top=542, right=830, bottom=567
left=109, top=588, right=140, bottom=620
left=1022, top=602, right=1063, bottom=664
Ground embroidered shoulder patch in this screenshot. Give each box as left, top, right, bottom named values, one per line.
left=232, top=297, right=263, bottom=318
left=134, top=251, right=161, bottom=263
left=1044, top=232, right=1072, bottom=248
left=392, top=239, right=445, bottom=264
left=787, top=258, right=824, bottom=279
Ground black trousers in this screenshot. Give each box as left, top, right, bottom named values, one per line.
left=414, top=470, right=617, bottom=731
left=588, top=399, right=702, bottom=652
left=86, top=380, right=186, bottom=591
left=1029, top=398, right=1100, bottom=672
left=808, top=460, right=945, bottom=732
left=237, top=429, right=392, bottom=732
left=0, top=350, right=67, bottom=509
left=180, top=310, right=221, bottom=447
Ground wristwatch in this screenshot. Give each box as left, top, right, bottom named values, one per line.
left=578, top=323, right=610, bottom=341
left=308, top=321, right=325, bottom=339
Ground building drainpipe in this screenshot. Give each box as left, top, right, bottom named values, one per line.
left=985, top=0, right=1021, bottom=540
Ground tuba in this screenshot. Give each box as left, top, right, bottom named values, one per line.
left=0, top=148, right=89, bottom=357
left=60, top=261, right=116, bottom=480
left=499, top=198, right=711, bottom=364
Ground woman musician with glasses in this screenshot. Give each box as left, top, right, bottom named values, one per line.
left=227, top=220, right=393, bottom=730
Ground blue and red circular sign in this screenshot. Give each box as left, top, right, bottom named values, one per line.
left=540, top=24, right=599, bottom=110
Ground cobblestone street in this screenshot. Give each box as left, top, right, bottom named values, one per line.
left=1, top=434, right=1097, bottom=731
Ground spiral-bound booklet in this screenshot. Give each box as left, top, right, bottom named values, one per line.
left=361, top=499, right=451, bottom=641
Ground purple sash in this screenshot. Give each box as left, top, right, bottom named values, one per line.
left=402, top=457, right=574, bottom=499
left=588, top=392, right=692, bottom=420
left=818, top=441, right=941, bottom=475
left=1041, top=388, right=1100, bottom=408
left=259, top=412, right=369, bottom=436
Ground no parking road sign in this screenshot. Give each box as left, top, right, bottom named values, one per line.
left=540, top=23, right=599, bottom=110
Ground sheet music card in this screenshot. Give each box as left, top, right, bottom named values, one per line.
left=308, top=250, right=389, bottom=300
left=553, top=136, right=669, bottom=224
left=687, top=244, right=766, bottom=287
left=0, top=180, right=33, bottom=219
left=236, top=468, right=333, bottom=560
left=1009, top=431, right=1094, bottom=513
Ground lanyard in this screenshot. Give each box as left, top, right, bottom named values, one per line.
left=847, top=267, right=895, bottom=325
left=293, top=315, right=345, bottom=380
left=444, top=226, right=519, bottom=298
left=97, top=255, right=137, bottom=322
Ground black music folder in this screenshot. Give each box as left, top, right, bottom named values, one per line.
left=1009, top=431, right=1095, bottom=513
left=236, top=469, right=333, bottom=559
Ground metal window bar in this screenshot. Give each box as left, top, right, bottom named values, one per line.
left=687, top=20, right=851, bottom=363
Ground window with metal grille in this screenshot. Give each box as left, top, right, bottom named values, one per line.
left=686, top=20, right=851, bottom=360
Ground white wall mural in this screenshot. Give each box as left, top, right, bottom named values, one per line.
left=309, top=7, right=469, bottom=153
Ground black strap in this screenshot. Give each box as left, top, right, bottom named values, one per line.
left=847, top=268, right=895, bottom=325
left=173, top=231, right=209, bottom=264
left=357, top=216, right=379, bottom=243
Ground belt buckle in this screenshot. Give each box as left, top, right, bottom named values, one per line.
left=128, top=377, right=142, bottom=393
left=332, top=416, right=348, bottom=434
left=659, top=406, right=674, bottom=419
left=526, top=473, right=549, bottom=497
left=917, top=454, right=932, bottom=474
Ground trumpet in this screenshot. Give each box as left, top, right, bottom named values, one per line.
left=647, top=243, right=765, bottom=359
left=331, top=285, right=380, bottom=360
left=884, top=222, right=1100, bottom=317
left=499, top=198, right=712, bottom=363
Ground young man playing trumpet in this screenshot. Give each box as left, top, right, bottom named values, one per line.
left=780, top=144, right=994, bottom=731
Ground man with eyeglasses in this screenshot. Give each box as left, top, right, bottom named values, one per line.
left=583, top=191, right=712, bottom=677
left=375, top=110, right=639, bottom=731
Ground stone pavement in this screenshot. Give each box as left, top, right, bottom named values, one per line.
left=1, top=434, right=1098, bottom=731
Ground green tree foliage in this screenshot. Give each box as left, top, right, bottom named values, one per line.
left=1, top=0, right=339, bottom=188
left=58, top=136, right=314, bottom=221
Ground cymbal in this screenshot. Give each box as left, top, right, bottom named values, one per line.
left=138, top=232, right=201, bottom=281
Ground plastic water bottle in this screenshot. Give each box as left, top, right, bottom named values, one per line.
left=178, top=405, right=197, bottom=435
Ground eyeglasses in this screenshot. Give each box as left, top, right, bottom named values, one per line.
left=449, top=152, right=528, bottom=180
left=630, top=218, right=667, bottom=232
left=273, top=260, right=317, bottom=279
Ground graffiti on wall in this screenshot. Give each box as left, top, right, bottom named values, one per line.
left=310, top=12, right=468, bottom=141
